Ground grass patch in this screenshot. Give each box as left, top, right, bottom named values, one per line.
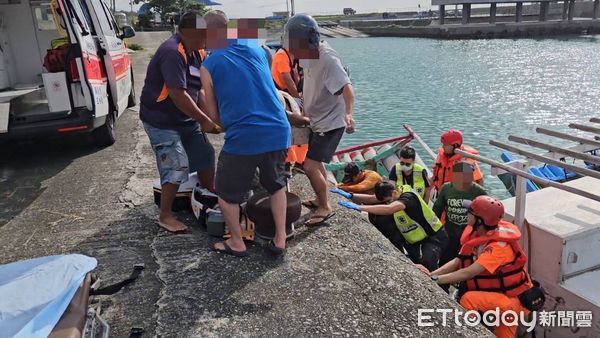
left=128, top=43, right=144, bottom=51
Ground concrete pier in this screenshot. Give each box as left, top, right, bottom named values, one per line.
left=355, top=19, right=600, bottom=39
left=0, top=32, right=488, bottom=337
left=462, top=3, right=472, bottom=24
left=595, top=0, right=600, bottom=19
left=490, top=3, right=497, bottom=23
left=516, top=2, right=523, bottom=22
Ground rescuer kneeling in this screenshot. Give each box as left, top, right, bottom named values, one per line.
left=417, top=196, right=545, bottom=338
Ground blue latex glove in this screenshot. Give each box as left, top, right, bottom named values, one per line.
left=330, top=188, right=353, bottom=199
left=339, top=200, right=361, bottom=212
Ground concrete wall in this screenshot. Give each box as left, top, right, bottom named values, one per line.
left=358, top=20, right=600, bottom=39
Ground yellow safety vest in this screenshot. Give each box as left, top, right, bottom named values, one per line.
left=395, top=163, right=427, bottom=199
left=393, top=185, right=442, bottom=244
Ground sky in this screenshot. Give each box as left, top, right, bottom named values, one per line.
left=115, top=0, right=432, bottom=18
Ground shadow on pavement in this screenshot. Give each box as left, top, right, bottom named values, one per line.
left=0, top=135, right=101, bottom=227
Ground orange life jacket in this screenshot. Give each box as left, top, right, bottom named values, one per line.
left=458, top=221, right=532, bottom=297
left=432, top=145, right=479, bottom=192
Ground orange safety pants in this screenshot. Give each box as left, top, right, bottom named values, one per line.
left=460, top=291, right=529, bottom=338
left=286, top=144, right=309, bottom=164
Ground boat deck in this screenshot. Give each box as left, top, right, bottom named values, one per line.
left=503, top=176, right=600, bottom=238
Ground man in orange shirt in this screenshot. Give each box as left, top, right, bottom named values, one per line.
left=336, top=162, right=383, bottom=194
left=271, top=47, right=301, bottom=98
left=417, top=196, right=544, bottom=338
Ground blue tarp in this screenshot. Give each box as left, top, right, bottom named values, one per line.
left=0, top=254, right=97, bottom=338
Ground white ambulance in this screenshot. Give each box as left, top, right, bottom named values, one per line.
left=0, top=0, right=135, bottom=146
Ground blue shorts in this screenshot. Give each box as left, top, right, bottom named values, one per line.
left=143, top=122, right=215, bottom=186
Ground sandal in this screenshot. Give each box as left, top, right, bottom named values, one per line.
left=267, top=240, right=285, bottom=256
left=301, top=200, right=319, bottom=209
left=305, top=212, right=336, bottom=227
left=212, top=241, right=249, bottom=257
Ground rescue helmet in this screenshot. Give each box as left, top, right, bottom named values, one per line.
left=283, top=14, right=320, bottom=50
left=464, top=196, right=504, bottom=227
left=440, top=129, right=463, bottom=147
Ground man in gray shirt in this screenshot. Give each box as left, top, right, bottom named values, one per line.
left=284, top=14, right=356, bottom=226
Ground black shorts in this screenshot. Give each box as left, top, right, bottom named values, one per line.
left=216, top=149, right=288, bottom=204
left=306, top=127, right=345, bottom=163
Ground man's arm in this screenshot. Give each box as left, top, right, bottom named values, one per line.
left=430, top=257, right=461, bottom=276
left=282, top=72, right=300, bottom=98
left=200, top=66, right=220, bottom=126
left=350, top=193, right=381, bottom=205
left=436, top=263, right=485, bottom=285
left=168, top=88, right=216, bottom=132
left=342, top=84, right=355, bottom=131
left=360, top=201, right=406, bottom=215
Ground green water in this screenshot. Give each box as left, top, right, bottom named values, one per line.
left=327, top=36, right=600, bottom=199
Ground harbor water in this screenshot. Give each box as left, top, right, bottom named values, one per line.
left=328, top=35, right=600, bottom=198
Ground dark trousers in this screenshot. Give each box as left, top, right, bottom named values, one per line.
left=404, top=228, right=448, bottom=272
left=439, top=229, right=462, bottom=267
left=369, top=214, right=448, bottom=271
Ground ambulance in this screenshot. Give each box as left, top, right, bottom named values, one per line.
left=0, top=0, right=135, bottom=146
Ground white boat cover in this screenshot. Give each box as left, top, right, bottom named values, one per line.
left=0, top=254, right=97, bottom=338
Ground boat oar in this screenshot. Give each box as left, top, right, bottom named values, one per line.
left=403, top=124, right=437, bottom=161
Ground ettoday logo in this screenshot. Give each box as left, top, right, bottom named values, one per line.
left=417, top=308, right=593, bottom=331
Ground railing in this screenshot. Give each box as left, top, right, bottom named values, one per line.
left=405, top=119, right=600, bottom=230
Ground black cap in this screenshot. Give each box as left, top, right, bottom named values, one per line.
left=342, top=162, right=361, bottom=183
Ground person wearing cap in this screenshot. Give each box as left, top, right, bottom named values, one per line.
left=201, top=14, right=291, bottom=257
left=333, top=181, right=448, bottom=272
left=433, top=161, right=487, bottom=267
left=335, top=162, right=382, bottom=195
left=389, top=146, right=431, bottom=203
left=283, top=14, right=355, bottom=227
left=139, top=11, right=219, bottom=233
left=418, top=196, right=543, bottom=338
left=432, top=129, right=483, bottom=193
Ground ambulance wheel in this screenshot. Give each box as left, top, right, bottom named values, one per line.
left=93, top=113, right=116, bottom=147
left=127, top=70, right=136, bottom=108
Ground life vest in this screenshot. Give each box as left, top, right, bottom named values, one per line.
left=393, top=185, right=443, bottom=244
left=458, top=221, right=532, bottom=297
left=432, top=145, right=479, bottom=192
left=394, top=163, right=426, bottom=199
left=273, top=48, right=300, bottom=92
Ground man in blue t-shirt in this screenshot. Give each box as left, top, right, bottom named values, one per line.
left=201, top=13, right=291, bottom=257
left=139, top=12, right=219, bottom=233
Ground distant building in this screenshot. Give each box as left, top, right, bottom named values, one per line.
left=343, top=8, right=356, bottom=15
left=266, top=10, right=289, bottom=20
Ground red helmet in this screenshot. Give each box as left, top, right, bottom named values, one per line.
left=467, top=196, right=504, bottom=227
left=441, top=129, right=463, bottom=146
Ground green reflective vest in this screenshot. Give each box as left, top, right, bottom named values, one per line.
left=395, top=163, right=427, bottom=199
left=393, top=185, right=443, bottom=244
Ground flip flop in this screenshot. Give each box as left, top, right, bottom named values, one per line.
left=158, top=221, right=188, bottom=234
left=212, top=241, right=249, bottom=257
left=305, top=212, right=336, bottom=227
left=301, top=200, right=319, bottom=209
left=267, top=240, right=285, bottom=256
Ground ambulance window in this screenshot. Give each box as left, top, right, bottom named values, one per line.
left=77, top=0, right=96, bottom=35
left=34, top=6, right=57, bottom=31
left=90, top=0, right=115, bottom=36
left=101, top=2, right=120, bottom=35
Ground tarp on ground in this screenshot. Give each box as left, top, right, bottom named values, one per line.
left=0, top=254, right=97, bottom=338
